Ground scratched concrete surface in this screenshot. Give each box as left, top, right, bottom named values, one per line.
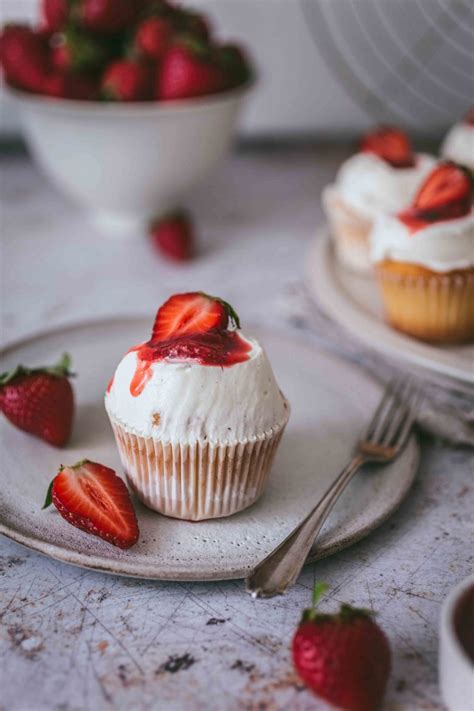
left=1, top=147, right=473, bottom=710
left=1, top=439, right=472, bottom=711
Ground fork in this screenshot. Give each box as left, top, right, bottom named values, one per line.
left=245, top=377, right=420, bottom=599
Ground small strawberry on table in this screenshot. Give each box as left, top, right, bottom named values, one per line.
left=0, top=353, right=74, bottom=447
left=292, top=583, right=392, bottom=711
left=150, top=210, right=195, bottom=262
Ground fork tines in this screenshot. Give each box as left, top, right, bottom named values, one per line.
left=363, top=376, right=421, bottom=452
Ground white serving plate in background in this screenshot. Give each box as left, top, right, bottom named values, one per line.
left=308, top=232, right=474, bottom=385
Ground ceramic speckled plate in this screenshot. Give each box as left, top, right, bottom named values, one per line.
left=308, top=231, right=474, bottom=384
left=0, top=317, right=419, bottom=581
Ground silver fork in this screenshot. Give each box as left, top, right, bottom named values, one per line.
left=245, top=377, right=420, bottom=599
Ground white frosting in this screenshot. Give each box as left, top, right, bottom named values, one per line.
left=370, top=210, right=474, bottom=272
left=441, top=122, right=474, bottom=170
left=328, top=152, right=436, bottom=219
left=105, top=333, right=289, bottom=443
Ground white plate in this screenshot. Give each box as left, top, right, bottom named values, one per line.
left=0, top=317, right=419, bottom=581
left=308, top=231, right=474, bottom=384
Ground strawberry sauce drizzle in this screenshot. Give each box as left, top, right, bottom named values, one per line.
left=128, top=331, right=252, bottom=397
left=398, top=205, right=472, bottom=234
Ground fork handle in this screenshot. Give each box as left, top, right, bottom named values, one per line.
left=245, top=455, right=366, bottom=598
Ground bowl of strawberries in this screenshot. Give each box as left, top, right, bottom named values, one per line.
left=0, top=0, right=253, bottom=236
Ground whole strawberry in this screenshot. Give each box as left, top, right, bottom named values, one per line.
left=0, top=353, right=74, bottom=447
left=102, top=59, right=152, bottom=101
left=77, top=0, right=138, bottom=35
left=43, top=459, right=139, bottom=549
left=292, top=584, right=391, bottom=711
left=0, top=25, right=51, bottom=93
left=134, top=16, right=172, bottom=60
left=150, top=210, right=195, bottom=261
left=41, top=0, right=69, bottom=33
left=157, top=37, right=224, bottom=101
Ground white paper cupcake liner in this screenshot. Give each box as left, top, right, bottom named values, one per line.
left=107, top=412, right=289, bottom=520
left=322, top=187, right=373, bottom=274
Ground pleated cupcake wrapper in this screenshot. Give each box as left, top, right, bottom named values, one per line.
left=108, top=414, right=288, bottom=521
left=322, top=187, right=373, bottom=273
left=376, top=266, right=474, bottom=343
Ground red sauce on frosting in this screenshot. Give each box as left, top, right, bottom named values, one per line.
left=398, top=206, right=472, bottom=234
left=106, top=376, right=114, bottom=393
left=128, top=331, right=252, bottom=397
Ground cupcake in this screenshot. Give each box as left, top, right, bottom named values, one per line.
left=322, top=126, right=435, bottom=273
left=441, top=108, right=474, bottom=174
left=105, top=292, right=290, bottom=520
left=371, top=162, right=474, bottom=343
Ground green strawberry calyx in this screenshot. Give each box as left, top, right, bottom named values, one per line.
left=42, top=459, right=90, bottom=510
left=301, top=582, right=373, bottom=624
left=0, top=353, right=74, bottom=386
left=200, top=291, right=241, bottom=331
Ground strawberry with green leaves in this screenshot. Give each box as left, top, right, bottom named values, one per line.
left=151, top=292, right=240, bottom=341
left=0, top=25, right=51, bottom=94
left=0, top=353, right=74, bottom=447
left=292, top=583, right=391, bottom=711
left=157, top=36, right=224, bottom=101
left=102, top=59, right=152, bottom=101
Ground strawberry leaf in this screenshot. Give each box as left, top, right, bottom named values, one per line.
left=0, top=353, right=74, bottom=386
left=312, top=581, right=328, bottom=607
left=197, top=292, right=241, bottom=330
left=42, top=479, right=54, bottom=509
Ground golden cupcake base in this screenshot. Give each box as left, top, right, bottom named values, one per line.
left=375, top=261, right=474, bottom=343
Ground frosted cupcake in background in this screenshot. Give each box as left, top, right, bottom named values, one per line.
left=371, top=162, right=474, bottom=343
left=322, top=127, right=435, bottom=273
left=105, top=292, right=289, bottom=520
left=441, top=108, right=474, bottom=174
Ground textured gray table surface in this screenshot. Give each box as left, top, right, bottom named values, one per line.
left=1, top=146, right=473, bottom=711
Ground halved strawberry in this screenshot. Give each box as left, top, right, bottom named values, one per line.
left=412, top=162, right=472, bottom=216
left=151, top=292, right=240, bottom=342
left=399, top=162, right=473, bottom=231
left=360, top=126, right=415, bottom=168
left=43, top=460, right=139, bottom=549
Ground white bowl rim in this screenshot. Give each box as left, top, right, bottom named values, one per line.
left=441, top=573, right=474, bottom=668
left=5, top=80, right=254, bottom=117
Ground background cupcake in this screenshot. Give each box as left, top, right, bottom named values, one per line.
left=105, top=292, right=290, bottom=521
left=371, top=162, right=474, bottom=343
left=322, top=127, right=435, bottom=273
left=441, top=108, right=474, bottom=174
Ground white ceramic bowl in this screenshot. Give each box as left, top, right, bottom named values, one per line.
left=439, top=574, right=474, bottom=710
left=8, top=84, right=251, bottom=236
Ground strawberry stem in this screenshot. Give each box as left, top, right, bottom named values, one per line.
left=312, top=581, right=328, bottom=608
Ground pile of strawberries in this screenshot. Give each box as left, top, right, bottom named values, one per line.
left=0, top=0, right=252, bottom=101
